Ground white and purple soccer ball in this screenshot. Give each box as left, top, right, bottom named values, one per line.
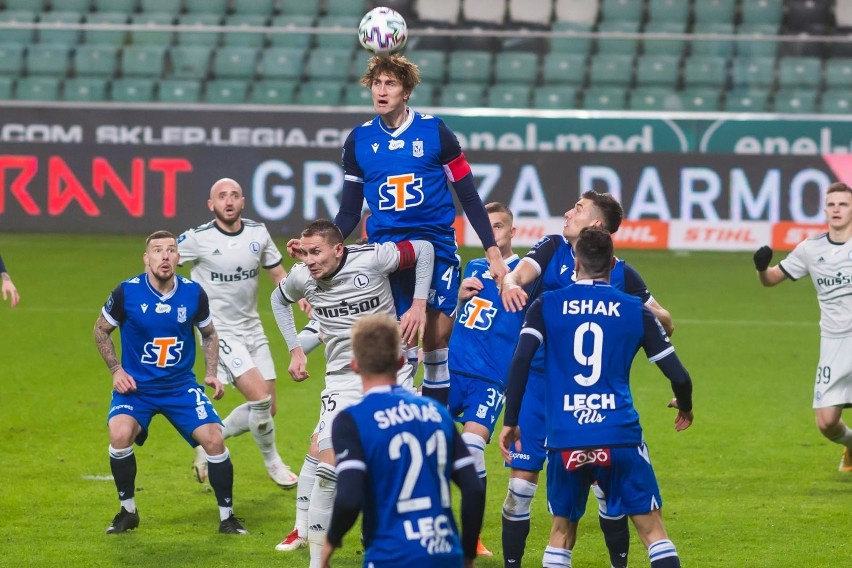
left=358, top=7, right=408, bottom=56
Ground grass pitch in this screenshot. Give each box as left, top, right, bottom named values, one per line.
left=0, top=234, right=850, bottom=567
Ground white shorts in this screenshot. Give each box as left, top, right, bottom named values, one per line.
left=217, top=333, right=276, bottom=385
left=813, top=336, right=852, bottom=408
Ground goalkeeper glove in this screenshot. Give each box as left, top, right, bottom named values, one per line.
left=753, top=246, right=773, bottom=271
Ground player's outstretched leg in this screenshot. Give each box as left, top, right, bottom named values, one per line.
left=107, top=445, right=140, bottom=534
left=247, top=395, right=298, bottom=488
left=592, top=483, right=630, bottom=567
left=275, top=453, right=317, bottom=551
left=307, top=462, right=337, bottom=567
left=501, top=475, right=538, bottom=566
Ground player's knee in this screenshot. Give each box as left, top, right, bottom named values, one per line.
left=315, top=462, right=337, bottom=491
left=249, top=395, right=273, bottom=432
left=461, top=432, right=487, bottom=478
left=502, top=477, right=537, bottom=521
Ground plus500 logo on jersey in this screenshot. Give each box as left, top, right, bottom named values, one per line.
left=378, top=173, right=424, bottom=211
left=458, top=297, right=497, bottom=330
left=141, top=337, right=184, bottom=367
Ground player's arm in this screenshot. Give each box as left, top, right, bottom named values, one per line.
left=270, top=280, right=309, bottom=381
left=499, top=299, right=544, bottom=462
left=623, top=262, right=676, bottom=337
left=265, top=263, right=287, bottom=285
left=395, top=240, right=435, bottom=345
left=324, top=411, right=367, bottom=563
left=501, top=236, right=558, bottom=312
left=449, top=427, right=485, bottom=563
left=753, top=245, right=789, bottom=287
left=195, top=287, right=224, bottom=400
left=94, top=285, right=136, bottom=394
left=0, top=254, right=20, bottom=307
left=641, top=306, right=693, bottom=431
left=334, top=131, right=365, bottom=238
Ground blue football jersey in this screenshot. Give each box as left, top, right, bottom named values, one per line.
left=101, top=273, right=211, bottom=390
left=334, top=385, right=470, bottom=567
left=448, top=255, right=524, bottom=389
left=521, top=281, right=673, bottom=449
left=342, top=110, right=462, bottom=247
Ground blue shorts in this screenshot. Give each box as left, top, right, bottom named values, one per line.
left=107, top=382, right=222, bottom=447
left=546, top=442, right=663, bottom=521
left=389, top=239, right=460, bottom=318
left=505, top=369, right=547, bottom=471
left=448, top=372, right=505, bottom=438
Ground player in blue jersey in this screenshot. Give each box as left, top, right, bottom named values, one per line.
left=334, top=54, right=510, bottom=405
left=448, top=202, right=526, bottom=557
left=498, top=191, right=674, bottom=568
left=93, top=231, right=247, bottom=536
left=500, top=226, right=694, bottom=568
left=0, top=253, right=20, bottom=307
left=322, top=313, right=485, bottom=568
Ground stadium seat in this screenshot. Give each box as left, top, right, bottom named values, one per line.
left=786, top=1, right=831, bottom=34
left=409, top=81, right=435, bottom=105
left=84, top=12, right=128, bottom=46
left=735, top=23, right=779, bottom=58
left=268, top=15, right=315, bottom=48
left=51, top=0, right=92, bottom=12
left=682, top=55, right=727, bottom=89
left=820, top=89, right=852, bottom=114
left=0, top=44, right=25, bottom=77
left=258, top=47, right=306, bottom=80
left=641, top=21, right=687, bottom=56
left=38, top=12, right=83, bottom=46
left=415, top=0, right=461, bottom=25
left=824, top=59, right=852, bottom=89
left=439, top=83, right=485, bottom=107
left=693, top=0, right=736, bottom=24
left=204, top=79, right=249, bottom=103
left=549, top=21, right=594, bottom=55
left=176, top=14, right=222, bottom=47
left=541, top=52, right=587, bottom=85
left=487, top=84, right=532, bottom=108
left=600, top=0, right=644, bottom=22
left=305, top=48, right=353, bottom=81
left=724, top=88, right=770, bottom=112
left=121, top=45, right=167, bottom=77
left=130, top=13, right=175, bottom=46
left=249, top=79, right=297, bottom=104
left=777, top=57, right=822, bottom=89
left=501, top=21, right=550, bottom=53
left=779, top=28, right=827, bottom=59
left=212, top=46, right=259, bottom=79
left=168, top=45, right=212, bottom=79
left=186, top=0, right=228, bottom=15
left=95, top=0, right=136, bottom=12
left=741, top=0, right=784, bottom=26
left=158, top=79, right=202, bottom=103
left=554, top=0, right=598, bottom=24
left=463, top=0, right=507, bottom=25
left=0, top=10, right=36, bottom=44
left=223, top=14, right=267, bottom=48
left=533, top=85, right=578, bottom=108
left=314, top=16, right=360, bottom=49
left=588, top=54, right=634, bottom=87
left=278, top=0, right=322, bottom=17
left=596, top=20, right=640, bottom=55
left=629, top=87, right=680, bottom=111
left=582, top=86, right=627, bottom=110
left=74, top=44, right=119, bottom=77
left=679, top=87, right=721, bottom=111
left=0, top=77, right=13, bottom=101
left=63, top=77, right=108, bottom=101
left=343, top=83, right=373, bottom=106
left=326, top=0, right=368, bottom=18
left=6, top=0, right=44, bottom=8
left=646, top=0, right=689, bottom=24
left=731, top=57, right=776, bottom=89
left=140, top=0, right=182, bottom=14
left=26, top=44, right=71, bottom=77
left=297, top=80, right=343, bottom=106
left=233, top=0, right=276, bottom=16
left=773, top=88, right=818, bottom=114
left=634, top=54, right=680, bottom=89
left=15, top=76, right=61, bottom=101
left=508, top=0, right=552, bottom=26
left=690, top=23, right=735, bottom=58
left=409, top=50, right=446, bottom=83
left=110, top=78, right=156, bottom=102
left=494, top=52, right=538, bottom=84
left=447, top=50, right=492, bottom=83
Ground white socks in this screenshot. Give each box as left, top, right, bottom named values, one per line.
left=248, top=396, right=278, bottom=465
left=222, top=402, right=251, bottom=438
left=543, top=545, right=572, bottom=567
left=307, top=462, right=337, bottom=568
left=295, top=454, right=319, bottom=537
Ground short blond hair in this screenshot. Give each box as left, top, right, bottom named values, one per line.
left=360, top=54, right=421, bottom=92
left=351, top=314, right=401, bottom=376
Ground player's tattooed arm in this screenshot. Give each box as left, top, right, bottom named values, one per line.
left=198, top=322, right=224, bottom=400
left=93, top=315, right=120, bottom=372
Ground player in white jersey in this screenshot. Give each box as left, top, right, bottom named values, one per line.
left=178, top=178, right=298, bottom=488
left=271, top=219, right=433, bottom=567
left=754, top=181, right=852, bottom=472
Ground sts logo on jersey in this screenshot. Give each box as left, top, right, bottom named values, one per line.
left=378, top=173, right=424, bottom=211
left=141, top=336, right=184, bottom=368
left=458, top=297, right=497, bottom=330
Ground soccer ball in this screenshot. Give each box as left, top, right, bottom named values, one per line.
left=358, top=7, right=408, bottom=56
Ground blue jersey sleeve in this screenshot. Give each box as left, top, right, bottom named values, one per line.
left=103, top=284, right=126, bottom=325
left=503, top=298, right=545, bottom=427
left=194, top=286, right=211, bottom=326
left=641, top=305, right=673, bottom=360
left=524, top=235, right=561, bottom=273
left=622, top=261, right=652, bottom=303
left=437, top=119, right=463, bottom=163
left=336, top=130, right=365, bottom=238
left=327, top=410, right=366, bottom=547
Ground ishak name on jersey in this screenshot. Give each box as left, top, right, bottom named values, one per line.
left=563, top=300, right=621, bottom=316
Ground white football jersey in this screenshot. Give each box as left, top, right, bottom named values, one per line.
left=278, top=243, right=400, bottom=373
left=781, top=232, right=852, bottom=338
left=178, top=219, right=282, bottom=335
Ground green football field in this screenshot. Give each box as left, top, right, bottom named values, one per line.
left=1, top=233, right=850, bottom=567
